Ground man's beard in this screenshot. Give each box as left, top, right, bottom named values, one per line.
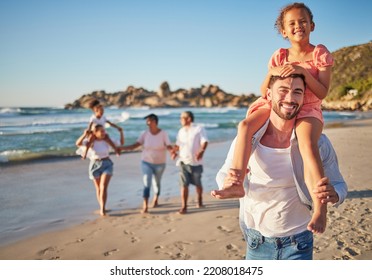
left=272, top=100, right=301, bottom=120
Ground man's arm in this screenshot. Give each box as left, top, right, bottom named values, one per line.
left=316, top=135, right=348, bottom=207
left=196, top=141, right=208, bottom=161
left=213, top=137, right=246, bottom=198
left=216, top=137, right=237, bottom=189
left=170, top=145, right=179, bottom=160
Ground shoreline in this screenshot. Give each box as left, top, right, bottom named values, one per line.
left=0, top=139, right=233, bottom=247
left=0, top=118, right=371, bottom=259
left=1, top=110, right=372, bottom=166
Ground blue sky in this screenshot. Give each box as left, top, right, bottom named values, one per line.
left=0, top=0, right=371, bottom=107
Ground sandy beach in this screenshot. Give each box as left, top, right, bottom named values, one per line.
left=0, top=118, right=371, bottom=260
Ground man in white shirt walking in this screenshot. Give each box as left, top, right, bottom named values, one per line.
left=172, top=111, right=209, bottom=214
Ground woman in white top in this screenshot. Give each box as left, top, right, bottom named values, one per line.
left=82, top=99, right=122, bottom=159
left=121, top=114, right=174, bottom=213
left=76, top=124, right=124, bottom=216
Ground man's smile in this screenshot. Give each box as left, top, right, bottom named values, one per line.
left=280, top=102, right=298, bottom=111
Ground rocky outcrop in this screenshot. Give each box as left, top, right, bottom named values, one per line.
left=65, top=42, right=372, bottom=111
left=64, top=83, right=258, bottom=109
left=158, top=81, right=171, bottom=98
left=64, top=82, right=372, bottom=111
left=322, top=92, right=372, bottom=111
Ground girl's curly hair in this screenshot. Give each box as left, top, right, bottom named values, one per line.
left=275, top=2, right=314, bottom=34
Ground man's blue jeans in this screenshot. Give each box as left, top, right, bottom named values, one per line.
left=244, top=228, right=313, bottom=260
left=141, top=161, right=166, bottom=198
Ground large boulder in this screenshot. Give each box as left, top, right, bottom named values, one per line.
left=158, top=81, right=171, bottom=98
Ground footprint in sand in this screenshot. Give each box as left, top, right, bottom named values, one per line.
left=103, top=249, right=119, bottom=256
left=336, top=240, right=345, bottom=249
left=163, top=228, right=175, bottom=234
left=198, top=239, right=218, bottom=244
left=123, top=230, right=134, bottom=235
left=361, top=223, right=371, bottom=232
left=226, top=243, right=238, bottom=251
left=65, top=238, right=85, bottom=246
left=344, top=247, right=360, bottom=257
left=131, top=236, right=140, bottom=243
left=170, top=241, right=192, bottom=252
left=225, top=243, right=243, bottom=259
left=217, top=225, right=233, bottom=233
left=172, top=252, right=191, bottom=260
left=337, top=255, right=351, bottom=260
left=216, top=215, right=235, bottom=219
left=154, top=241, right=193, bottom=259
left=361, top=208, right=371, bottom=217
left=37, top=246, right=57, bottom=256
left=162, top=250, right=192, bottom=260
left=154, top=245, right=164, bottom=255
left=37, top=246, right=61, bottom=259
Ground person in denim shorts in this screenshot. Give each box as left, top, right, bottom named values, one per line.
left=76, top=124, right=124, bottom=216
left=213, top=74, right=347, bottom=259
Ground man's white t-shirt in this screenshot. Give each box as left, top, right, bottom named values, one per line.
left=244, top=142, right=311, bottom=237
left=176, top=123, right=208, bottom=166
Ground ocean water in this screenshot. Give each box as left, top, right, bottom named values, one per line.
left=0, top=107, right=243, bottom=163
left=0, top=106, right=368, bottom=163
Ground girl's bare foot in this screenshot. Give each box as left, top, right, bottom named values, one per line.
left=211, top=168, right=246, bottom=199
left=307, top=209, right=327, bottom=234
left=211, top=185, right=245, bottom=199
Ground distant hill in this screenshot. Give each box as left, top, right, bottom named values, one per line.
left=65, top=42, right=372, bottom=111
left=328, top=42, right=371, bottom=100
left=322, top=42, right=372, bottom=110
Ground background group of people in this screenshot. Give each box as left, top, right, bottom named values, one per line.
left=121, top=111, right=208, bottom=214
left=76, top=102, right=209, bottom=216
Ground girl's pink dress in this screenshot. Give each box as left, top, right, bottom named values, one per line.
left=248, top=44, right=334, bottom=123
